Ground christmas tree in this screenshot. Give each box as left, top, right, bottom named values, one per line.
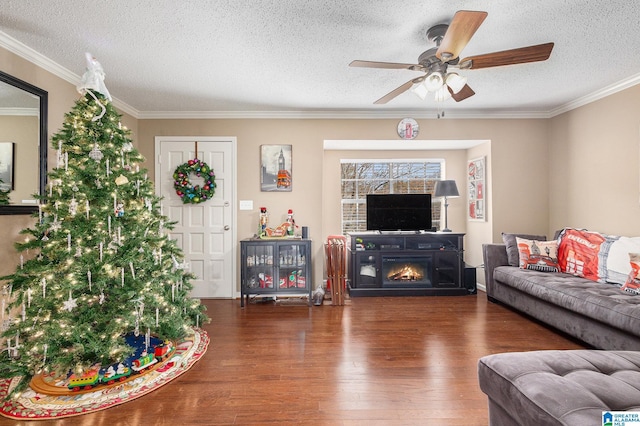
left=0, top=179, right=9, bottom=205
left=0, top=55, right=208, bottom=391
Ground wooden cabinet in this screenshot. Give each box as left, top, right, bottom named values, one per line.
left=240, top=239, right=312, bottom=307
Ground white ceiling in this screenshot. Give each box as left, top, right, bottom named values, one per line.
left=1, top=0, right=640, bottom=119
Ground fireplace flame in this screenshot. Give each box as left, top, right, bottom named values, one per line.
left=387, top=265, right=424, bottom=281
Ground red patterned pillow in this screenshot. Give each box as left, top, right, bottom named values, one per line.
left=621, top=253, right=640, bottom=295
left=516, top=237, right=560, bottom=272
left=557, top=228, right=606, bottom=281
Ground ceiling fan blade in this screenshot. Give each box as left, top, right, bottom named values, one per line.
left=459, top=42, right=554, bottom=69
left=350, top=60, right=424, bottom=71
left=436, top=10, right=488, bottom=62
left=374, top=78, right=421, bottom=104
left=449, top=84, right=475, bottom=102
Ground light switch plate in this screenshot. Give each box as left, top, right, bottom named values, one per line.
left=239, top=200, right=253, bottom=210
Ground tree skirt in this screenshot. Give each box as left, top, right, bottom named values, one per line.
left=0, top=328, right=208, bottom=420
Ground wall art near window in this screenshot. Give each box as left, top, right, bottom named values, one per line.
left=260, top=145, right=292, bottom=192
left=0, top=142, right=15, bottom=191
left=468, top=156, right=485, bottom=221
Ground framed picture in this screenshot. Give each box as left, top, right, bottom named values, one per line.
left=0, top=142, right=15, bottom=191
left=468, top=156, right=485, bottom=221
left=260, top=145, right=292, bottom=192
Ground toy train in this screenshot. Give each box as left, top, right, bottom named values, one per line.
left=68, top=341, right=173, bottom=391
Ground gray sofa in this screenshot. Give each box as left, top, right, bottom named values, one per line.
left=478, top=350, right=640, bottom=425
left=482, top=241, right=640, bottom=350
left=479, top=239, right=640, bottom=425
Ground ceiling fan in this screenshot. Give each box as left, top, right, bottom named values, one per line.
left=350, top=10, right=554, bottom=104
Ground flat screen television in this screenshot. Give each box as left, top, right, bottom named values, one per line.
left=366, top=194, right=432, bottom=232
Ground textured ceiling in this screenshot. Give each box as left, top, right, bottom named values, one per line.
left=1, top=0, right=640, bottom=118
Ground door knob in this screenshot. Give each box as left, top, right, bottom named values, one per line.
left=224, top=225, right=230, bottom=231
left=224, top=201, right=230, bottom=207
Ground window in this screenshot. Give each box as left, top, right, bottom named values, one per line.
left=340, top=159, right=444, bottom=234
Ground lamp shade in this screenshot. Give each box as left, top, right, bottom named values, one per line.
left=434, top=85, right=452, bottom=102
left=445, top=72, right=467, bottom=94
left=411, top=81, right=428, bottom=100
left=424, top=72, right=444, bottom=91
left=434, top=180, right=459, bottom=198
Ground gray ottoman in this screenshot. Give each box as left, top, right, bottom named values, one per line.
left=478, top=350, right=640, bottom=425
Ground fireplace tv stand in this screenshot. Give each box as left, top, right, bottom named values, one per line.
left=347, top=232, right=471, bottom=297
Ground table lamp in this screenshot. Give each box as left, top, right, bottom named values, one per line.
left=434, top=180, right=459, bottom=232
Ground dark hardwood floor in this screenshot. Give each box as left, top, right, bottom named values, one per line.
left=1, top=293, right=586, bottom=425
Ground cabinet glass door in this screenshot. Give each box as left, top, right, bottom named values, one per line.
left=245, top=244, right=275, bottom=289
left=355, top=253, right=379, bottom=288
left=278, top=243, right=307, bottom=289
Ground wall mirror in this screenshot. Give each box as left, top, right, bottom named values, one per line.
left=0, top=70, right=47, bottom=215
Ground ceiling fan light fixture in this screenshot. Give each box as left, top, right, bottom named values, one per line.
left=434, top=85, right=452, bottom=102
left=445, top=72, right=467, bottom=94
left=411, top=81, right=429, bottom=100
left=424, top=72, right=444, bottom=91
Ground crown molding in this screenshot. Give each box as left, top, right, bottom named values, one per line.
left=136, top=108, right=551, bottom=120
left=3, top=30, right=639, bottom=120
left=547, top=72, right=640, bottom=117
left=0, top=31, right=78, bottom=85
left=0, top=31, right=140, bottom=119
left=0, top=107, right=39, bottom=116
left=324, top=139, right=489, bottom=150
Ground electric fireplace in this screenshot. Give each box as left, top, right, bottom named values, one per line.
left=381, top=256, right=432, bottom=287
left=347, top=232, right=469, bottom=297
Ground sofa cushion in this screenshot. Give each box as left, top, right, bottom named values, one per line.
left=502, top=233, right=547, bottom=267
left=493, top=266, right=640, bottom=337
left=516, top=237, right=559, bottom=272
left=478, top=350, right=640, bottom=426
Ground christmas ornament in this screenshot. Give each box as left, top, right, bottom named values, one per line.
left=69, top=197, right=78, bottom=216
left=62, top=291, right=77, bottom=312
left=115, top=202, right=125, bottom=217
left=50, top=216, right=62, bottom=232
left=89, top=143, right=104, bottom=161
left=115, top=174, right=129, bottom=186
left=172, top=159, right=216, bottom=204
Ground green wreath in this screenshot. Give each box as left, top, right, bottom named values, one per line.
left=173, top=158, right=216, bottom=204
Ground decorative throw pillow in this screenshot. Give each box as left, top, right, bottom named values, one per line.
left=621, top=253, right=640, bottom=295
left=516, top=237, right=560, bottom=272
left=502, top=233, right=547, bottom=267
left=602, top=236, right=640, bottom=285
left=557, top=228, right=606, bottom=281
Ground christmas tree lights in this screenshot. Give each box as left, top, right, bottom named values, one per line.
left=0, top=59, right=208, bottom=392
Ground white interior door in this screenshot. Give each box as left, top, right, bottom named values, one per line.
left=155, top=137, right=236, bottom=298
